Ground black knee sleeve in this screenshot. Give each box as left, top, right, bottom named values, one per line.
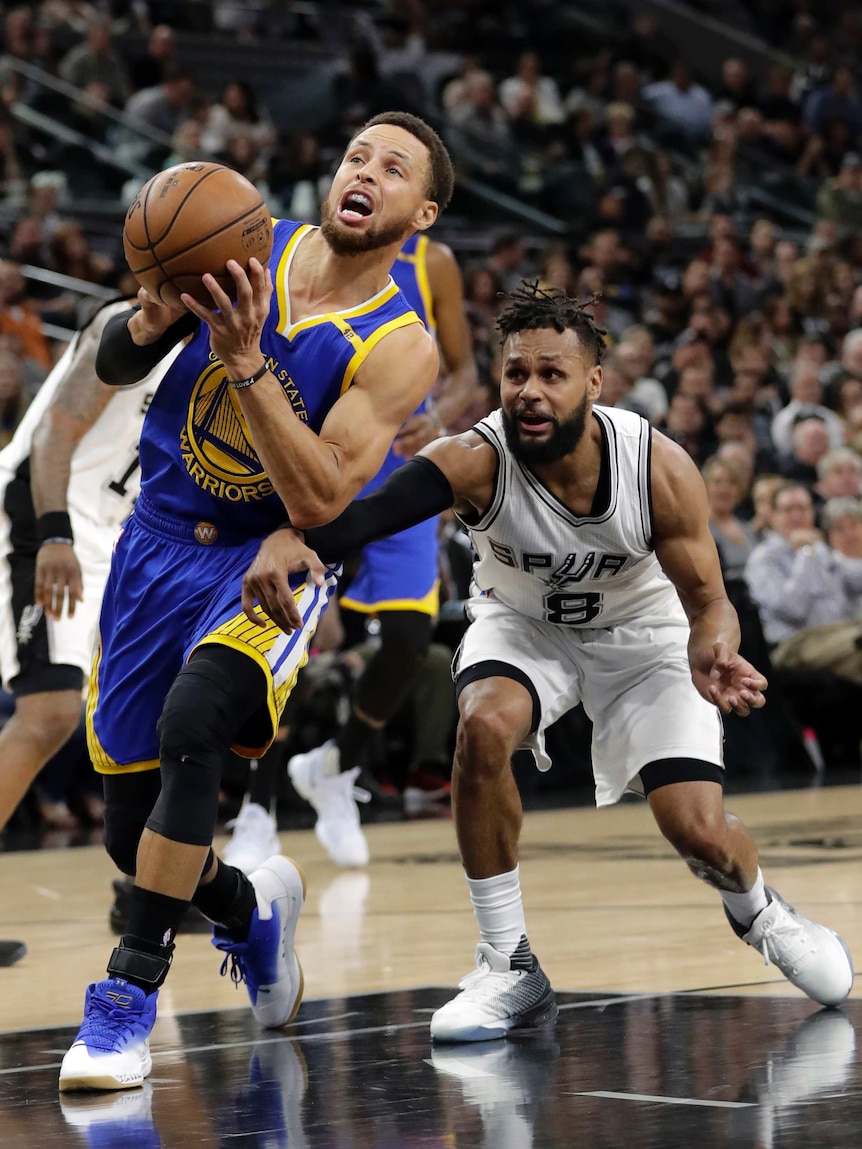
left=356, top=611, right=432, bottom=720
left=147, top=647, right=267, bottom=847
left=103, top=771, right=162, bottom=876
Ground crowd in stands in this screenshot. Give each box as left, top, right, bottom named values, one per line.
left=2, top=0, right=862, bottom=833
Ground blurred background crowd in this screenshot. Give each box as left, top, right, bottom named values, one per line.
left=2, top=0, right=862, bottom=841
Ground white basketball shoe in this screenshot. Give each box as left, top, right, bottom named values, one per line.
left=222, top=801, right=281, bottom=875
left=727, top=886, right=854, bottom=1006
left=287, top=741, right=370, bottom=867
left=430, top=942, right=558, bottom=1043
left=213, top=855, right=306, bottom=1028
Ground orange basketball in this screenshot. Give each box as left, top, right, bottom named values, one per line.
left=122, top=162, right=273, bottom=309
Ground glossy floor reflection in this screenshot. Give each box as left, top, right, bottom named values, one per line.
left=2, top=988, right=860, bottom=1148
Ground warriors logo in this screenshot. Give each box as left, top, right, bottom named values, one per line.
left=180, top=354, right=308, bottom=503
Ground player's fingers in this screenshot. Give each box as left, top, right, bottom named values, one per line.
left=201, top=273, right=233, bottom=313
left=225, top=260, right=253, bottom=306
left=276, top=591, right=302, bottom=632
left=179, top=292, right=212, bottom=321
left=241, top=580, right=265, bottom=627
left=305, top=555, right=327, bottom=588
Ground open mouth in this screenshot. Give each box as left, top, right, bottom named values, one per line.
left=518, top=412, right=553, bottom=433
left=338, top=190, right=374, bottom=222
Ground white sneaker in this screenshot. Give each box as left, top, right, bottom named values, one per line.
left=288, top=742, right=370, bottom=868
left=430, top=943, right=558, bottom=1043
left=222, top=802, right=281, bottom=875
left=213, top=855, right=306, bottom=1028
left=728, top=886, right=854, bottom=1006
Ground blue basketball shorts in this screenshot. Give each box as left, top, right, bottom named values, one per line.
left=86, top=495, right=340, bottom=774
left=339, top=519, right=440, bottom=617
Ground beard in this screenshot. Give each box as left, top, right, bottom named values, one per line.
left=501, top=391, right=589, bottom=466
left=319, top=195, right=414, bottom=256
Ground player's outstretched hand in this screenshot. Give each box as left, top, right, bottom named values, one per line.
left=180, top=257, right=272, bottom=377
left=35, top=543, right=83, bottom=620
left=692, top=642, right=768, bottom=717
left=242, top=527, right=327, bottom=633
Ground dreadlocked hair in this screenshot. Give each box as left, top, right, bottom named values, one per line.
left=496, top=280, right=608, bottom=365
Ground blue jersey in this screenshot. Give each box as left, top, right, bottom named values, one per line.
left=391, top=233, right=436, bottom=335
left=138, top=219, right=422, bottom=537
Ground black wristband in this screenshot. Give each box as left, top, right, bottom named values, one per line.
left=228, top=362, right=269, bottom=390
left=36, top=511, right=74, bottom=545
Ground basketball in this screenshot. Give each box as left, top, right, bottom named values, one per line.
left=122, top=162, right=273, bottom=310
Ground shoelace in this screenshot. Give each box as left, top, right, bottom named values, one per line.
left=213, top=937, right=249, bottom=988
left=82, top=995, right=145, bottom=1050
left=758, top=914, right=816, bottom=974
left=344, top=766, right=372, bottom=805
left=457, top=954, right=520, bottom=994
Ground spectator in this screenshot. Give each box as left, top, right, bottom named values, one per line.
left=446, top=70, right=515, bottom=187
left=816, top=448, right=862, bottom=506
left=120, top=70, right=199, bottom=166
left=779, top=415, right=833, bottom=484
left=58, top=16, right=131, bottom=106
left=201, top=79, right=276, bottom=158
left=745, top=480, right=862, bottom=684
left=484, top=230, right=529, bottom=293
left=642, top=60, right=714, bottom=149
left=0, top=349, right=27, bottom=446
left=129, top=24, right=178, bottom=92
left=0, top=261, right=51, bottom=373
left=750, top=472, right=784, bottom=537
left=499, top=50, right=565, bottom=126
left=771, top=361, right=845, bottom=453
left=703, top=454, right=757, bottom=580
left=717, top=57, right=756, bottom=110
left=803, top=65, right=862, bottom=144
left=659, top=390, right=715, bottom=465
left=816, top=153, right=862, bottom=241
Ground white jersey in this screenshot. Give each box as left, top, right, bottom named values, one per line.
left=462, top=405, right=686, bottom=628
left=0, top=302, right=181, bottom=534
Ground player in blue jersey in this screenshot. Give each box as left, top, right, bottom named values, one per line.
left=219, top=234, right=478, bottom=871
left=58, top=111, right=454, bottom=1093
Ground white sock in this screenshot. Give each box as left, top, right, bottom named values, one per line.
left=720, top=867, right=769, bottom=929
left=466, top=866, right=527, bottom=956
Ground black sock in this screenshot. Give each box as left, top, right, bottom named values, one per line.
left=126, top=885, right=189, bottom=950
left=336, top=710, right=378, bottom=772
left=192, top=858, right=257, bottom=939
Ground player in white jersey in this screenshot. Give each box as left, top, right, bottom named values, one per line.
left=243, top=282, right=854, bottom=1038
left=0, top=300, right=178, bottom=967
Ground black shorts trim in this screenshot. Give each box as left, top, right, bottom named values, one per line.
left=454, top=659, right=541, bottom=734
left=639, top=757, right=725, bottom=796
left=11, top=662, right=84, bottom=697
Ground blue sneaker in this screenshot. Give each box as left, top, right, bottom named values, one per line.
left=213, top=855, right=306, bottom=1028
left=59, top=978, right=158, bottom=1092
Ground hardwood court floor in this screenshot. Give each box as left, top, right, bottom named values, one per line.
left=3, top=782, right=861, bottom=1033
left=2, top=784, right=862, bottom=1147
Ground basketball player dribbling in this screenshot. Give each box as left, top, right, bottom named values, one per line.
left=246, top=282, right=855, bottom=1042
left=59, top=111, right=455, bottom=1092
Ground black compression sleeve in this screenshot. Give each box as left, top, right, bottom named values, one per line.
left=303, top=455, right=455, bottom=563
left=96, top=307, right=199, bottom=385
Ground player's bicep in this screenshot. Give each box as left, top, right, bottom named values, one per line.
left=651, top=434, right=726, bottom=615
left=318, top=325, right=439, bottom=493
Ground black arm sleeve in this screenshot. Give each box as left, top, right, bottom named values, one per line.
left=95, top=307, right=199, bottom=385
left=302, top=455, right=455, bottom=564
